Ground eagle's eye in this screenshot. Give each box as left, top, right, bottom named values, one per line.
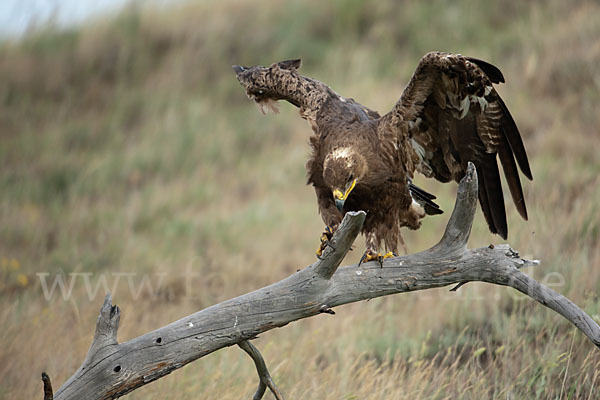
left=251, top=88, right=267, bottom=96
left=347, top=174, right=354, bottom=182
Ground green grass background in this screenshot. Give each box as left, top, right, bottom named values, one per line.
left=1, top=0, right=600, bottom=398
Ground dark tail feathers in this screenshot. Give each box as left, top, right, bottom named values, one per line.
left=408, top=180, right=444, bottom=215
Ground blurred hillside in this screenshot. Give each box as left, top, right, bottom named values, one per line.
left=1, top=0, right=600, bottom=398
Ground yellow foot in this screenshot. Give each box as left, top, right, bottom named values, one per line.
left=359, top=250, right=397, bottom=267
left=316, top=226, right=336, bottom=259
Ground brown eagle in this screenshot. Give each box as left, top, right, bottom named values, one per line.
left=233, top=52, right=532, bottom=264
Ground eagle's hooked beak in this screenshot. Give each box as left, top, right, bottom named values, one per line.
left=333, top=179, right=357, bottom=213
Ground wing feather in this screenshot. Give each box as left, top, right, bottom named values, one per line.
left=498, top=143, right=528, bottom=220
left=478, top=160, right=508, bottom=239
left=496, top=96, right=533, bottom=180
left=466, top=56, right=505, bottom=84
left=389, top=52, right=532, bottom=238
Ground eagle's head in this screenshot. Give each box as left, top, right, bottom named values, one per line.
left=232, top=59, right=302, bottom=114
left=323, top=147, right=368, bottom=212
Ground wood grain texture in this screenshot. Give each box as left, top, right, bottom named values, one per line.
left=50, top=163, right=599, bottom=400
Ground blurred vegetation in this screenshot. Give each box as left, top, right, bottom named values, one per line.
left=1, top=0, right=599, bottom=398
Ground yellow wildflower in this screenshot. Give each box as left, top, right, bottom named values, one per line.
left=17, top=273, right=28, bottom=287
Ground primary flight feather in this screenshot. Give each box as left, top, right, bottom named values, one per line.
left=233, top=52, right=532, bottom=263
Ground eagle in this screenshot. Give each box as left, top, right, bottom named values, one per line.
left=233, top=52, right=532, bottom=264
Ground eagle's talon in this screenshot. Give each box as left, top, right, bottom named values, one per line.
left=359, top=250, right=378, bottom=266
left=315, top=225, right=337, bottom=259
left=358, top=252, right=367, bottom=266
left=359, top=250, right=396, bottom=267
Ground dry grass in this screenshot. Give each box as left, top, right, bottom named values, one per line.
left=1, top=0, right=599, bottom=398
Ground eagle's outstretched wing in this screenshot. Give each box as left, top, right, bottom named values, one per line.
left=389, top=52, right=532, bottom=239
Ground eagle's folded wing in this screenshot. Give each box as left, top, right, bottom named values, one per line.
left=390, top=52, right=532, bottom=239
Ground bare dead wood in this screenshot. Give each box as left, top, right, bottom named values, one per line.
left=47, top=163, right=600, bottom=400
left=238, top=340, right=284, bottom=400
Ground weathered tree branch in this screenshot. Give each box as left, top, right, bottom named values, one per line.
left=48, top=163, right=600, bottom=400
left=238, top=340, right=284, bottom=400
